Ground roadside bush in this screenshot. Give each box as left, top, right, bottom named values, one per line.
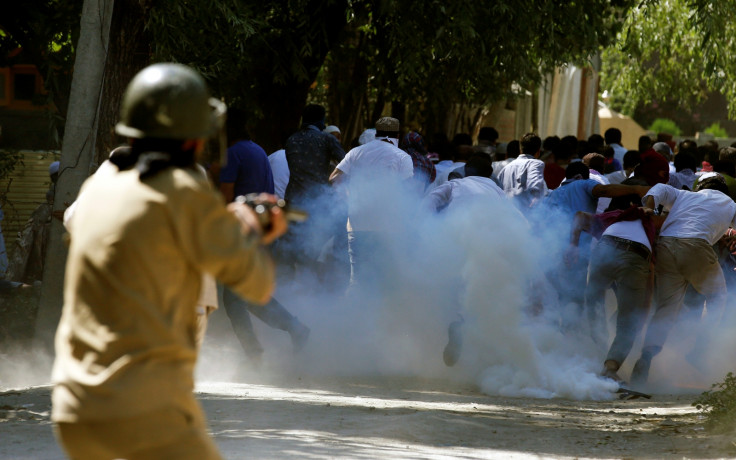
left=704, top=122, right=728, bottom=138
left=648, top=118, right=682, bottom=136
left=693, top=372, right=736, bottom=431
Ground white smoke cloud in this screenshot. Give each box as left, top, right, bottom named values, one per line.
left=198, top=173, right=626, bottom=400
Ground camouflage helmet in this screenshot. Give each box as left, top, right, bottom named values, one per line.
left=115, top=63, right=226, bottom=140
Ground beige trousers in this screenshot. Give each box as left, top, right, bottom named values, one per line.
left=56, top=404, right=222, bottom=460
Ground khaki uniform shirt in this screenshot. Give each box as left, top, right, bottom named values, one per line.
left=52, top=166, right=273, bottom=422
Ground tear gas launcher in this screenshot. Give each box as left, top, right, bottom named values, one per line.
left=234, top=194, right=308, bottom=231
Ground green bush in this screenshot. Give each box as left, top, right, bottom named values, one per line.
left=693, top=372, right=736, bottom=431
left=704, top=122, right=728, bottom=138
left=648, top=118, right=682, bottom=136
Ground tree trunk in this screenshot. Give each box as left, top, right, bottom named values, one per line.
left=325, top=28, right=370, bottom=148
left=251, top=79, right=313, bottom=154
left=246, top=0, right=348, bottom=154
left=94, top=0, right=152, bottom=166
left=35, top=0, right=115, bottom=348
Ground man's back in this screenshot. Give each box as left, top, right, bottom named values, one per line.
left=53, top=166, right=273, bottom=423
left=544, top=178, right=599, bottom=217
left=268, top=149, right=290, bottom=199
left=221, top=140, right=274, bottom=196
left=284, top=126, right=345, bottom=203
left=646, top=184, right=736, bottom=244
left=335, top=139, right=413, bottom=232
left=424, top=176, right=505, bottom=211
left=497, top=155, right=547, bottom=208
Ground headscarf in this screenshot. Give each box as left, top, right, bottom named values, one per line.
left=400, top=131, right=436, bottom=184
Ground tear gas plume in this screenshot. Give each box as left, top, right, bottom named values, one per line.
left=197, top=171, right=733, bottom=400
left=0, top=343, right=54, bottom=390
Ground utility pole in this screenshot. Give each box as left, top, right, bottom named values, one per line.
left=35, top=0, right=115, bottom=348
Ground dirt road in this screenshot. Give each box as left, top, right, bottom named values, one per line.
left=1, top=374, right=731, bottom=459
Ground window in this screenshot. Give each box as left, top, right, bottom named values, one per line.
left=13, top=73, right=36, bottom=101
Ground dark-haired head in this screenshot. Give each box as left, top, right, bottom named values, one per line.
left=520, top=133, right=542, bottom=157
left=565, top=161, right=590, bottom=180
left=674, top=152, right=698, bottom=172
left=302, top=104, right=326, bottom=130
left=623, top=150, right=641, bottom=170
left=226, top=107, right=251, bottom=143
left=638, top=135, right=652, bottom=153
left=464, top=153, right=493, bottom=178
left=506, top=140, right=520, bottom=158
left=478, top=127, right=499, bottom=143
left=604, top=128, right=622, bottom=145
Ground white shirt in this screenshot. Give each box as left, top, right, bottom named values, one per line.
left=497, top=154, right=548, bottom=209
left=492, top=159, right=512, bottom=180
left=336, top=138, right=413, bottom=232
left=610, top=143, right=627, bottom=165
left=605, top=170, right=629, bottom=185
left=268, top=149, right=290, bottom=199
left=424, top=176, right=505, bottom=211
left=645, top=183, right=736, bottom=245
left=668, top=169, right=696, bottom=191
left=433, top=161, right=466, bottom=188
left=603, top=220, right=651, bottom=251
left=589, top=171, right=611, bottom=214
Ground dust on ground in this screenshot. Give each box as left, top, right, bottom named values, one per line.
left=1, top=373, right=733, bottom=459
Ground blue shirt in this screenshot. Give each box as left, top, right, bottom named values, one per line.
left=220, top=140, right=274, bottom=199
left=543, top=178, right=599, bottom=254
left=544, top=178, right=599, bottom=217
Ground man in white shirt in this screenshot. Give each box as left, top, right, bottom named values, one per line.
left=268, top=149, right=289, bottom=199
left=604, top=128, right=628, bottom=166
left=630, top=173, right=736, bottom=387
left=423, top=154, right=517, bottom=367
left=329, top=117, right=413, bottom=289
left=667, top=150, right=698, bottom=190
left=583, top=153, right=612, bottom=214
left=424, top=154, right=506, bottom=212
left=492, top=139, right=518, bottom=182
left=605, top=150, right=640, bottom=185
left=497, top=133, right=547, bottom=211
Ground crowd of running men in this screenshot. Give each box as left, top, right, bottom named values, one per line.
left=238, top=107, right=736, bottom=391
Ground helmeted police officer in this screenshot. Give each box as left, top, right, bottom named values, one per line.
left=51, top=63, right=286, bottom=460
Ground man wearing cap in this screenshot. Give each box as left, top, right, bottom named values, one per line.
left=630, top=172, right=736, bottom=388
left=329, top=116, right=413, bottom=289
left=51, top=63, right=287, bottom=459
left=324, top=124, right=342, bottom=142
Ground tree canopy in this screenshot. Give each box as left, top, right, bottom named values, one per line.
left=0, top=0, right=81, bottom=116
left=601, top=0, right=736, bottom=119
left=9, top=0, right=705, bottom=154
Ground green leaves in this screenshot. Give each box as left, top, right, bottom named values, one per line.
left=693, top=371, right=736, bottom=432
left=602, top=0, right=736, bottom=118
